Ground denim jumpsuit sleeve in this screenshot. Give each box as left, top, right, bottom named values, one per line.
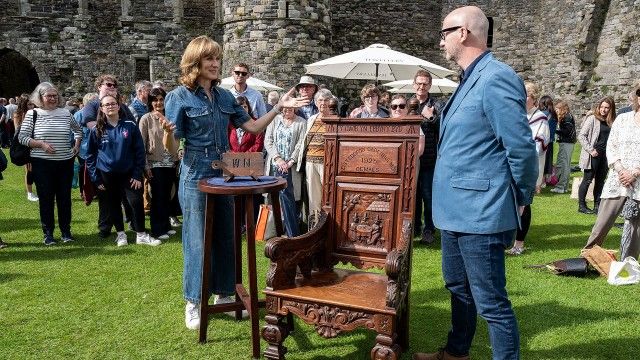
left=164, top=84, right=250, bottom=303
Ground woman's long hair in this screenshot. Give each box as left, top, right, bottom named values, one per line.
left=236, top=96, right=256, bottom=120
left=96, top=94, right=120, bottom=139
left=593, top=96, right=616, bottom=126
left=538, top=95, right=557, bottom=121
left=179, top=36, right=222, bottom=89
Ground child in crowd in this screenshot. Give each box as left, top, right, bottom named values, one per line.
left=86, top=94, right=160, bottom=247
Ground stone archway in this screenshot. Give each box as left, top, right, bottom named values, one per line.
left=0, top=48, right=40, bottom=98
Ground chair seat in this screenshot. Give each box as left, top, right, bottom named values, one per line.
left=264, top=268, right=395, bottom=315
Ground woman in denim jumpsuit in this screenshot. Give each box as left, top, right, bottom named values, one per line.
left=164, top=36, right=309, bottom=330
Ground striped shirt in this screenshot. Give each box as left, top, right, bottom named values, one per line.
left=19, top=108, right=82, bottom=161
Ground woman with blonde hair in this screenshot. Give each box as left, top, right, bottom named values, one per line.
left=577, top=96, right=617, bottom=214
left=164, top=35, right=309, bottom=330
left=550, top=100, right=577, bottom=194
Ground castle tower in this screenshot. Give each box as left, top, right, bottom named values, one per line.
left=221, top=0, right=332, bottom=88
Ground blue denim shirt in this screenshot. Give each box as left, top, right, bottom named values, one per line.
left=165, top=84, right=250, bottom=153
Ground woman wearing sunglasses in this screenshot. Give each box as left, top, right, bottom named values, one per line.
left=389, top=94, right=424, bottom=156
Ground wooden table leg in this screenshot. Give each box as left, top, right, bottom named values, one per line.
left=270, top=191, right=285, bottom=237
left=199, top=194, right=216, bottom=343
left=233, top=195, right=243, bottom=320
left=244, top=194, right=260, bottom=359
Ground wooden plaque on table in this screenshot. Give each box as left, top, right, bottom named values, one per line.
left=211, top=151, right=265, bottom=182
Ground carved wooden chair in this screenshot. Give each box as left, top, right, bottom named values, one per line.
left=261, top=115, right=421, bottom=360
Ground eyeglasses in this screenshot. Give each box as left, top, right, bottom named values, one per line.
left=101, top=102, right=119, bottom=108
left=234, top=71, right=248, bottom=77
left=364, top=95, right=378, bottom=100
left=414, top=82, right=431, bottom=88
left=43, top=94, right=58, bottom=99
left=102, top=82, right=117, bottom=88
left=439, top=26, right=469, bottom=40
left=390, top=104, right=406, bottom=110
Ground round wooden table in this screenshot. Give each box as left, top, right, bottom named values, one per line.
left=197, top=177, right=286, bottom=359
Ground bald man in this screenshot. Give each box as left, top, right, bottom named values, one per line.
left=413, top=6, right=537, bottom=360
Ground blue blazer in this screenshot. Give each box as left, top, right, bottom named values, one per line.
left=432, top=53, right=538, bottom=234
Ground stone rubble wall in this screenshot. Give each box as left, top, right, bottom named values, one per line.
left=0, top=0, right=638, bottom=113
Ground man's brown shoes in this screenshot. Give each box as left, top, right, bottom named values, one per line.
left=413, top=349, right=470, bottom=360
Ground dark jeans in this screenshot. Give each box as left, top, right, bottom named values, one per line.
left=515, top=205, right=531, bottom=242
left=149, top=167, right=175, bottom=237
left=417, top=166, right=435, bottom=234
left=579, top=155, right=608, bottom=206
left=276, top=169, right=300, bottom=237
left=77, top=157, right=85, bottom=196
left=31, top=157, right=74, bottom=238
left=441, top=229, right=519, bottom=359
left=99, top=170, right=145, bottom=233
left=543, top=141, right=554, bottom=175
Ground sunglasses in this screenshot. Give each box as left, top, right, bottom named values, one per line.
left=439, top=26, right=468, bottom=40
left=390, top=104, right=406, bottom=110
left=636, top=88, right=640, bottom=97
left=102, top=82, right=117, bottom=88
left=234, top=71, right=248, bottom=77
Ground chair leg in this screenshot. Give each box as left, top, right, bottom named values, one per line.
left=262, top=314, right=289, bottom=360
left=371, top=334, right=400, bottom=360
left=398, top=297, right=410, bottom=350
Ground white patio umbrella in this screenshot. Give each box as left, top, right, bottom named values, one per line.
left=304, top=44, right=454, bottom=82
left=384, top=78, right=459, bottom=94
left=219, top=76, right=283, bottom=92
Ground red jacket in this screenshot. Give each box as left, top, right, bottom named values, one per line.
left=228, top=122, right=264, bottom=152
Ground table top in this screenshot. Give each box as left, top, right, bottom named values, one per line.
left=198, top=176, right=287, bottom=195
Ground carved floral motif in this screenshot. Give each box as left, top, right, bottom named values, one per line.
left=282, top=300, right=375, bottom=338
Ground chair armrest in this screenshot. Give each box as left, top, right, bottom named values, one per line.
left=385, top=218, right=413, bottom=308
left=265, top=211, right=328, bottom=290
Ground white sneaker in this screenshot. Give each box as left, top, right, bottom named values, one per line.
left=116, top=232, right=128, bottom=247
left=185, top=301, right=200, bottom=330
left=550, top=187, right=566, bottom=194
left=215, top=295, right=248, bottom=318
left=170, top=217, right=182, bottom=227
left=157, top=234, right=170, bottom=240
left=167, top=230, right=177, bottom=235
left=136, top=233, right=162, bottom=246
left=27, top=192, right=39, bottom=202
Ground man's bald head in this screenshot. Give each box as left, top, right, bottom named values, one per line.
left=445, top=6, right=489, bottom=48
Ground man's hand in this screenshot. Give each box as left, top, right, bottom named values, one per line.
left=590, top=149, right=598, bottom=157
left=421, top=105, right=435, bottom=120
left=130, top=178, right=142, bottom=190
left=518, top=206, right=525, bottom=216
left=280, top=87, right=311, bottom=108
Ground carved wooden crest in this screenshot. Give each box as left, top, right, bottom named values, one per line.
left=211, top=151, right=264, bottom=182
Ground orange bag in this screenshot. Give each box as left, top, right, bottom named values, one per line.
left=255, top=204, right=275, bottom=241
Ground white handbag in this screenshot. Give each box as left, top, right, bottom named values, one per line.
left=607, top=257, right=640, bottom=286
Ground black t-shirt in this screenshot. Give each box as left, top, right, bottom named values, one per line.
left=594, top=120, right=610, bottom=154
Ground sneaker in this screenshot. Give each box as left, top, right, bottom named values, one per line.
left=167, top=230, right=177, bottom=236
left=116, top=232, right=128, bottom=247
left=185, top=301, right=201, bottom=330
left=506, top=246, right=525, bottom=256
left=27, top=192, right=39, bottom=202
left=0, top=239, right=8, bottom=249
left=215, top=295, right=248, bottom=318
left=44, top=236, right=57, bottom=246
left=136, top=233, right=162, bottom=246
left=157, top=234, right=170, bottom=240
left=550, top=187, right=566, bottom=194
left=170, top=217, right=182, bottom=227
left=61, top=234, right=74, bottom=243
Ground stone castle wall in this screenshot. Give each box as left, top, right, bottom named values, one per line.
left=0, top=0, right=638, bottom=112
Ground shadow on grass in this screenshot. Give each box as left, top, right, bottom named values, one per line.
left=527, top=336, right=640, bottom=359
left=0, top=233, right=134, bottom=262
left=0, top=272, right=27, bottom=284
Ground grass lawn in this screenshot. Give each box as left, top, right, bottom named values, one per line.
left=1, top=147, right=638, bottom=360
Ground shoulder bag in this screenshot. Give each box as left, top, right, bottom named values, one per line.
left=10, top=110, right=37, bottom=166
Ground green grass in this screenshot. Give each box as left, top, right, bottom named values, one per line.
left=1, top=147, right=638, bottom=360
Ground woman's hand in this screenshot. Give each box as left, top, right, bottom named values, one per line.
left=130, top=178, right=142, bottom=190
left=160, top=118, right=176, bottom=133
left=97, top=184, right=106, bottom=191
left=590, top=149, right=598, bottom=157
left=40, top=141, right=56, bottom=154
left=280, top=87, right=311, bottom=109
left=276, top=158, right=288, bottom=174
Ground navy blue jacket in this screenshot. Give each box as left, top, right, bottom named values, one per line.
left=86, top=118, right=145, bottom=187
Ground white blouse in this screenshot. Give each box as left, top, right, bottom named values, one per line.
left=601, top=111, right=640, bottom=201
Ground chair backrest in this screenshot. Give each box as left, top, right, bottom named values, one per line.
left=320, top=115, right=422, bottom=270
